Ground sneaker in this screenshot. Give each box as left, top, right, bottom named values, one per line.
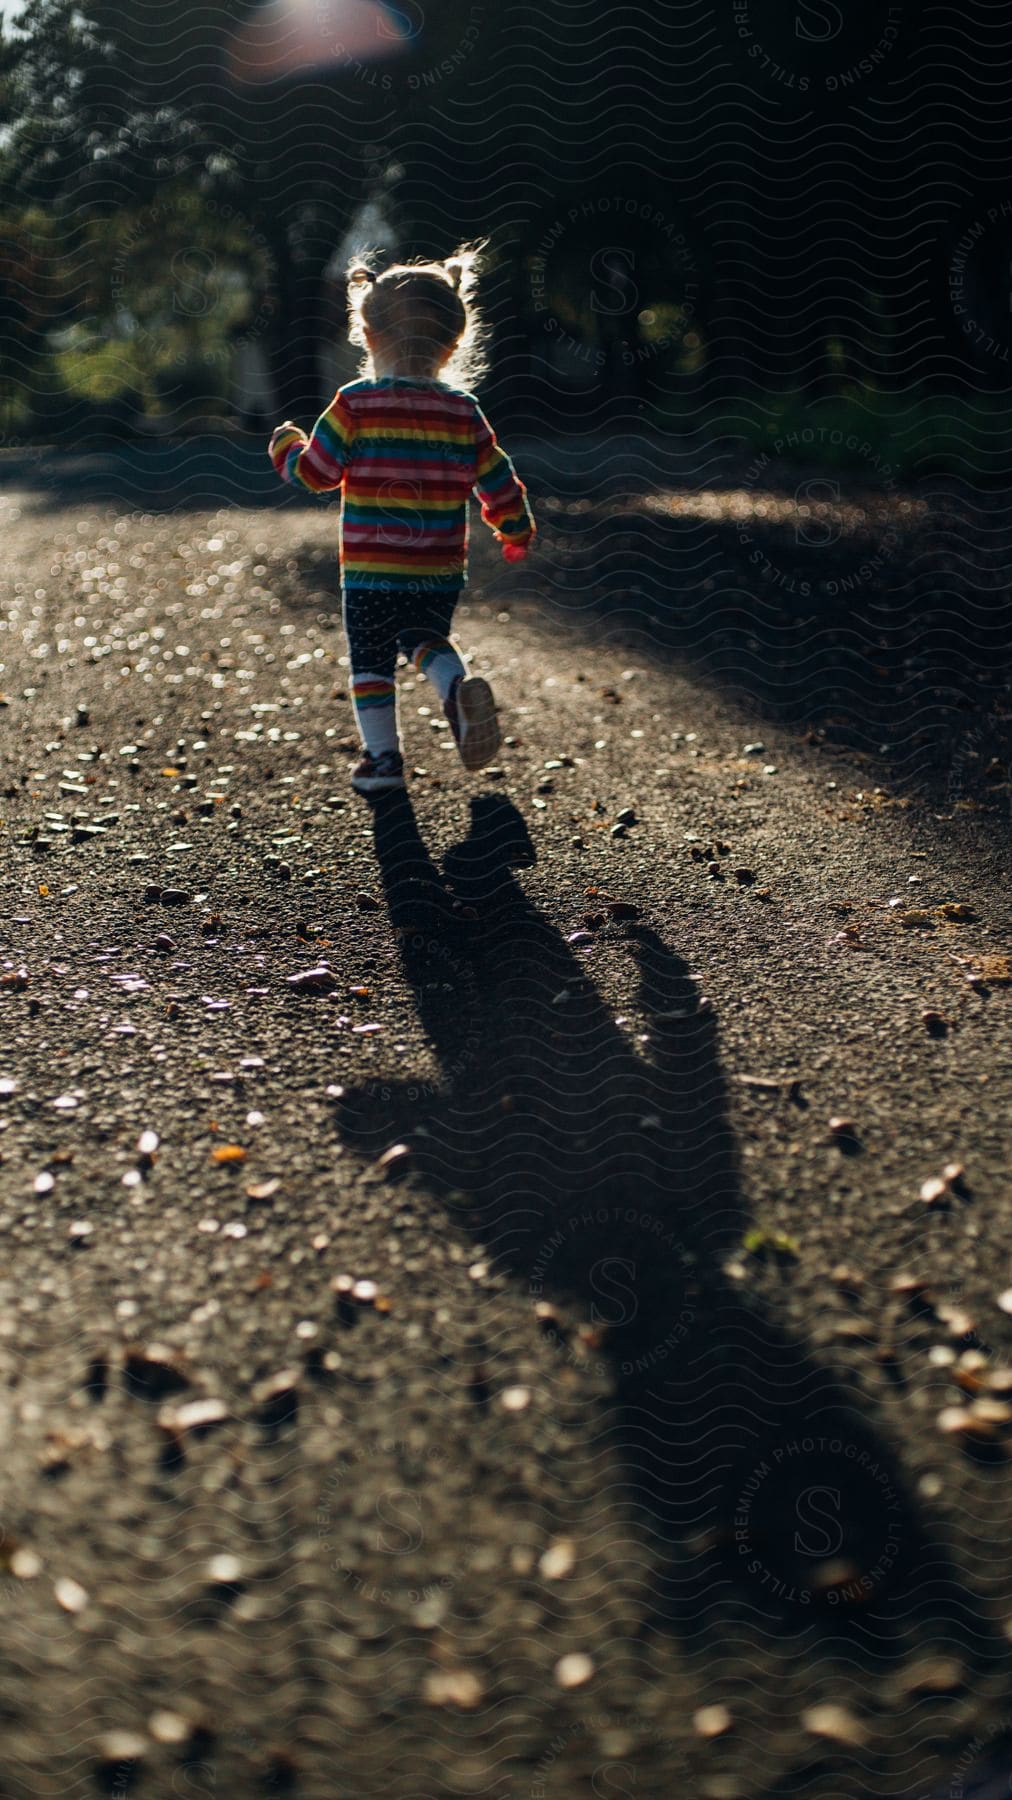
left=444, top=675, right=501, bottom=772
left=350, top=749, right=406, bottom=794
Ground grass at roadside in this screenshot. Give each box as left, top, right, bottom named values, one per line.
left=650, top=387, right=1012, bottom=480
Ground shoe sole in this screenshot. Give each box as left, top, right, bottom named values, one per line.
left=351, top=771, right=406, bottom=795
left=455, top=677, right=501, bottom=771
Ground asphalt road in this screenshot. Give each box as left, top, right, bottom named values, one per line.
left=1, top=456, right=1011, bottom=1799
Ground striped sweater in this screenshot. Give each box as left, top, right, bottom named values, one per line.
left=268, top=376, right=535, bottom=590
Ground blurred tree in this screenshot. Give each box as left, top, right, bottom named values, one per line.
left=3, top=0, right=1010, bottom=433
left=0, top=203, right=70, bottom=420
left=0, top=0, right=367, bottom=420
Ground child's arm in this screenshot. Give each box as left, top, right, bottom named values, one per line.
left=472, top=404, right=535, bottom=557
left=268, top=390, right=355, bottom=493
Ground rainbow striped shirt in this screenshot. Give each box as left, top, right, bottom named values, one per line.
left=269, top=377, right=535, bottom=591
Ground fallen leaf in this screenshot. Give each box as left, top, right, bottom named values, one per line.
left=210, top=1144, right=246, bottom=1164
left=742, top=1227, right=800, bottom=1261
left=970, top=955, right=1011, bottom=986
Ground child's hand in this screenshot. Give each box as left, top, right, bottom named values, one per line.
left=501, top=540, right=529, bottom=563
left=268, top=421, right=304, bottom=457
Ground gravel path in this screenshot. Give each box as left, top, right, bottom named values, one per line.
left=0, top=466, right=1010, bottom=1799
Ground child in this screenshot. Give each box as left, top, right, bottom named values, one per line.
left=268, top=248, right=535, bottom=795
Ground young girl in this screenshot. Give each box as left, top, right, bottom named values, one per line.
left=268, top=248, right=535, bottom=795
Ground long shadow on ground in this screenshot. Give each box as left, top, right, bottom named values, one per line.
left=334, top=791, right=982, bottom=1670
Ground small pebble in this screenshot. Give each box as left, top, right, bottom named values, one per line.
left=920, top=1177, right=948, bottom=1206
left=554, top=1652, right=594, bottom=1690
left=286, top=968, right=338, bottom=994
left=373, top=1142, right=412, bottom=1178
left=161, top=1397, right=230, bottom=1436
left=501, top=1386, right=531, bottom=1412
left=539, top=1540, right=576, bottom=1580
left=694, top=1705, right=732, bottom=1738
left=10, top=1546, right=42, bottom=1579
left=800, top=1703, right=868, bottom=1747
left=252, top=1369, right=300, bottom=1425
left=206, top=1553, right=243, bottom=1586
left=148, top=1710, right=192, bottom=1748
left=96, top=1732, right=147, bottom=1768
left=123, top=1342, right=191, bottom=1396
left=54, top=1576, right=89, bottom=1614
left=424, top=1669, right=484, bottom=1709
left=895, top=1658, right=966, bottom=1696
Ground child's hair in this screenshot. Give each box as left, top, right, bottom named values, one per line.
left=345, top=244, right=487, bottom=390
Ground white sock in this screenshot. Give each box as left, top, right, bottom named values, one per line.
left=411, top=637, right=467, bottom=703
left=351, top=672, right=400, bottom=757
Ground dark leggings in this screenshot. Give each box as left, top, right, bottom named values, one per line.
left=342, top=587, right=460, bottom=679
